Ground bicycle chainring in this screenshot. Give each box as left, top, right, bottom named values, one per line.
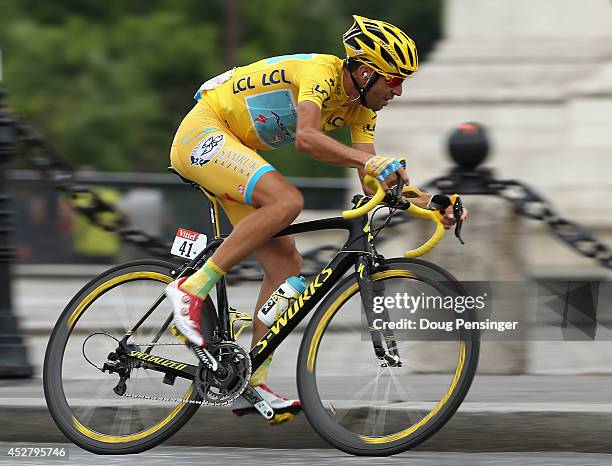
left=195, top=341, right=251, bottom=406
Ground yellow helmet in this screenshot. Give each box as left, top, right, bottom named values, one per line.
left=343, top=15, right=419, bottom=78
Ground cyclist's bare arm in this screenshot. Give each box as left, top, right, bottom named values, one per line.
left=296, top=101, right=371, bottom=168
left=296, top=101, right=408, bottom=190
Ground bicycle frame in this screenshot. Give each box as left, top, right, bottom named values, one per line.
left=252, top=215, right=378, bottom=369
left=192, top=213, right=380, bottom=374
left=119, top=187, right=389, bottom=382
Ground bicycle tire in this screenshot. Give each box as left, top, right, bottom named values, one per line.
left=43, top=259, right=215, bottom=454
left=297, top=258, right=480, bottom=456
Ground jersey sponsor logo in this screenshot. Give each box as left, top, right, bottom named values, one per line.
left=214, top=148, right=259, bottom=174
left=363, top=123, right=376, bottom=133
left=246, top=90, right=297, bottom=148
left=313, top=83, right=331, bottom=107
left=262, top=69, right=291, bottom=86
left=233, top=69, right=291, bottom=94
left=326, top=115, right=345, bottom=128
left=313, top=84, right=329, bottom=96
left=233, top=76, right=256, bottom=94
left=190, top=134, right=225, bottom=167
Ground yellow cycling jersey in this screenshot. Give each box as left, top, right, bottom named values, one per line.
left=194, top=54, right=377, bottom=150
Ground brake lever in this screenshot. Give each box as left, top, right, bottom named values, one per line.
left=453, top=196, right=465, bottom=245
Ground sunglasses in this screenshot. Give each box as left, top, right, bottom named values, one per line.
left=382, top=75, right=405, bottom=87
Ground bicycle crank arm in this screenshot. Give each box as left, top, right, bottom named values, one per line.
left=193, top=346, right=219, bottom=372
left=240, top=385, right=274, bottom=420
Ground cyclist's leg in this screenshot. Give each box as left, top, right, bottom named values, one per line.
left=214, top=173, right=304, bottom=388
left=209, top=171, right=303, bottom=271
left=168, top=103, right=303, bottom=345
left=247, top=237, right=302, bottom=387
left=250, top=236, right=302, bottom=344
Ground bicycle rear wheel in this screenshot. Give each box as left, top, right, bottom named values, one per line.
left=297, top=258, right=479, bottom=456
left=43, top=260, right=215, bottom=454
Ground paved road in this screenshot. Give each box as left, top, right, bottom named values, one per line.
left=1, top=443, right=612, bottom=466
left=3, top=375, right=612, bottom=452
left=5, top=268, right=612, bottom=456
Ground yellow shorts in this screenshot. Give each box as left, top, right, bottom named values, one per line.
left=170, top=102, right=276, bottom=226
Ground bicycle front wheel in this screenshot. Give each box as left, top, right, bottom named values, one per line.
left=43, top=260, right=213, bottom=454
left=297, top=258, right=480, bottom=456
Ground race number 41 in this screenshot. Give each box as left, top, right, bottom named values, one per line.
left=170, top=228, right=208, bottom=259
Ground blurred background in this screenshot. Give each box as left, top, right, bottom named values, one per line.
left=2, top=0, right=612, bottom=453
left=0, top=0, right=442, bottom=263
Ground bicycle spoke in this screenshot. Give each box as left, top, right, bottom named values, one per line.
left=365, top=364, right=392, bottom=436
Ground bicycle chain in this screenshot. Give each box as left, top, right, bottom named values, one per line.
left=122, top=392, right=207, bottom=405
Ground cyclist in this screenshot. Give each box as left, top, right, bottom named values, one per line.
left=166, top=15, right=467, bottom=417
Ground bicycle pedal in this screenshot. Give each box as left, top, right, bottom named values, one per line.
left=268, top=412, right=294, bottom=425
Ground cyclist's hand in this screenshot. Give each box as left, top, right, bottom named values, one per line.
left=364, top=156, right=409, bottom=191
left=441, top=205, right=468, bottom=230
left=428, top=194, right=469, bottom=231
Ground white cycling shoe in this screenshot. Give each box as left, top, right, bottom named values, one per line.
left=231, top=384, right=302, bottom=416
left=165, top=277, right=205, bottom=348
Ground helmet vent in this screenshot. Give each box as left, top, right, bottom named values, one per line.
left=385, top=26, right=403, bottom=44
left=358, top=34, right=375, bottom=50
left=344, top=36, right=361, bottom=51
left=405, top=46, right=416, bottom=68
left=379, top=48, right=395, bottom=68
left=365, top=26, right=388, bottom=44
left=393, top=43, right=405, bottom=62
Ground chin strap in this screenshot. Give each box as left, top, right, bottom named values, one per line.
left=345, top=59, right=380, bottom=108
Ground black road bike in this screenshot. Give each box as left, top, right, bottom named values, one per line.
left=43, top=174, right=479, bottom=456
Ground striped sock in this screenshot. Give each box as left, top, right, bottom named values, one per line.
left=180, top=258, right=225, bottom=300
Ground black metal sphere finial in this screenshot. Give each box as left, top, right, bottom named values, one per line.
left=447, top=122, right=490, bottom=170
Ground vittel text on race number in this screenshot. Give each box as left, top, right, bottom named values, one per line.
left=170, top=228, right=208, bottom=259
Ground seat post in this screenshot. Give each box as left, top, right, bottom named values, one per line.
left=168, top=166, right=224, bottom=240
left=199, top=188, right=223, bottom=240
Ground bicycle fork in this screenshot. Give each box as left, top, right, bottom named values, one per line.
left=356, top=255, right=402, bottom=367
